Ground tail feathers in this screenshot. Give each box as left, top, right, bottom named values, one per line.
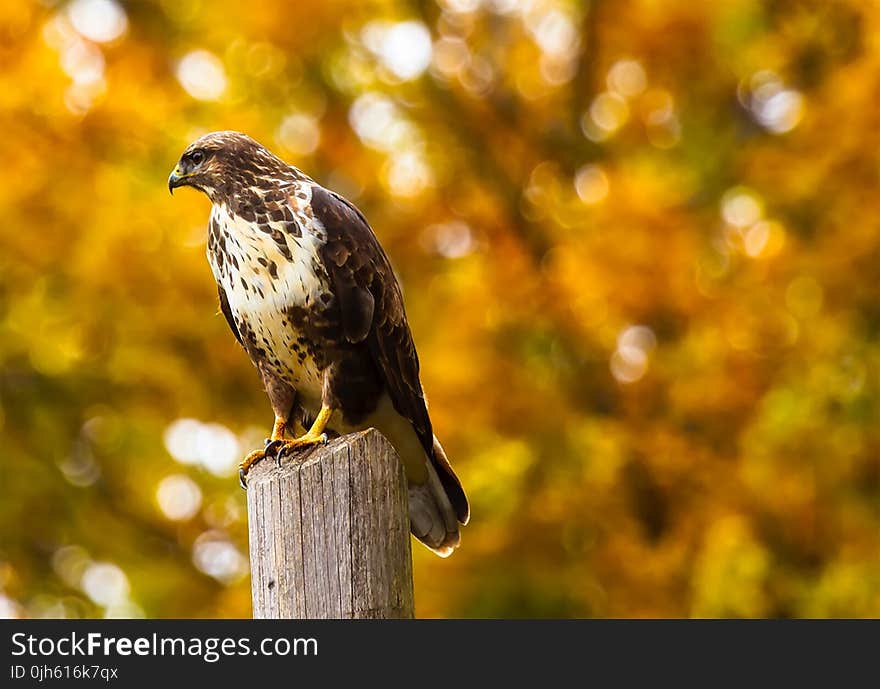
left=431, top=436, right=470, bottom=525
left=409, top=457, right=461, bottom=558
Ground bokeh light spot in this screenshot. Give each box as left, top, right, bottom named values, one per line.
left=276, top=113, right=320, bottom=156
left=530, top=9, right=578, bottom=58
left=374, top=21, right=433, bottom=81
left=176, top=50, right=227, bottom=101
left=52, top=545, right=92, bottom=588
left=192, top=531, right=248, bottom=584
left=607, top=59, right=647, bottom=98
left=349, top=93, right=417, bottom=151
left=163, top=418, right=241, bottom=477
left=611, top=325, right=656, bottom=384
left=587, top=92, right=629, bottom=137
left=384, top=152, right=433, bottom=197
left=156, top=474, right=203, bottom=521
left=422, top=221, right=476, bottom=258
left=67, top=0, right=128, bottom=43
left=574, top=165, right=609, bottom=205
left=721, top=187, right=763, bottom=228
left=0, top=594, right=22, bottom=619
left=746, top=70, right=805, bottom=134
left=81, top=562, right=130, bottom=607
left=60, top=39, right=105, bottom=85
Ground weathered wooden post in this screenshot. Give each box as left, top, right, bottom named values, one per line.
left=246, top=429, right=415, bottom=618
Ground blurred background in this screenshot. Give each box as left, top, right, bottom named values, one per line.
left=1, top=0, right=879, bottom=619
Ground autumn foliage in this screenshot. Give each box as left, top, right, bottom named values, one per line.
left=1, top=0, right=879, bottom=618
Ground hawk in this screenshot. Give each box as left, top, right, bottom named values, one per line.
left=169, top=131, right=468, bottom=556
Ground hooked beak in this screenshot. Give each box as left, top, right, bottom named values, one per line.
left=168, top=166, right=186, bottom=195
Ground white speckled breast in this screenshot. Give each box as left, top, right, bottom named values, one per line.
left=207, top=180, right=329, bottom=407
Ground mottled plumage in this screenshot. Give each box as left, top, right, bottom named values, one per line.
left=169, top=131, right=468, bottom=555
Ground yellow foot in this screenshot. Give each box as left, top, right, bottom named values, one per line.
left=239, top=443, right=274, bottom=490
left=239, top=406, right=335, bottom=490
left=265, top=432, right=329, bottom=461
left=238, top=433, right=329, bottom=489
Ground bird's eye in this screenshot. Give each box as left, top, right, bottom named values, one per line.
left=191, top=150, right=205, bottom=166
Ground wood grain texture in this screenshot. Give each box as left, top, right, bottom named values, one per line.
left=246, top=429, right=414, bottom=619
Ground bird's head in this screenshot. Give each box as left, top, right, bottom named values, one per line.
left=168, top=130, right=289, bottom=203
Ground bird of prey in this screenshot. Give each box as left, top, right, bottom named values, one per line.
left=169, top=131, right=468, bottom=556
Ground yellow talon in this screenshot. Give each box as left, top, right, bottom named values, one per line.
left=238, top=407, right=333, bottom=489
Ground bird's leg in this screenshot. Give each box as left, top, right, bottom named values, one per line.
left=264, top=405, right=333, bottom=460
left=238, top=416, right=287, bottom=489
left=273, top=413, right=306, bottom=465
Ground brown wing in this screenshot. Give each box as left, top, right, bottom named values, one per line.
left=218, top=284, right=242, bottom=345
left=310, top=186, right=429, bottom=439
left=310, top=186, right=467, bottom=520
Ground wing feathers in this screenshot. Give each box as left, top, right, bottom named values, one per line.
left=218, top=284, right=242, bottom=345
left=311, top=186, right=432, bottom=448
left=310, top=185, right=469, bottom=526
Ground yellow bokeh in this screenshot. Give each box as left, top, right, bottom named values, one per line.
left=2, top=0, right=879, bottom=619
